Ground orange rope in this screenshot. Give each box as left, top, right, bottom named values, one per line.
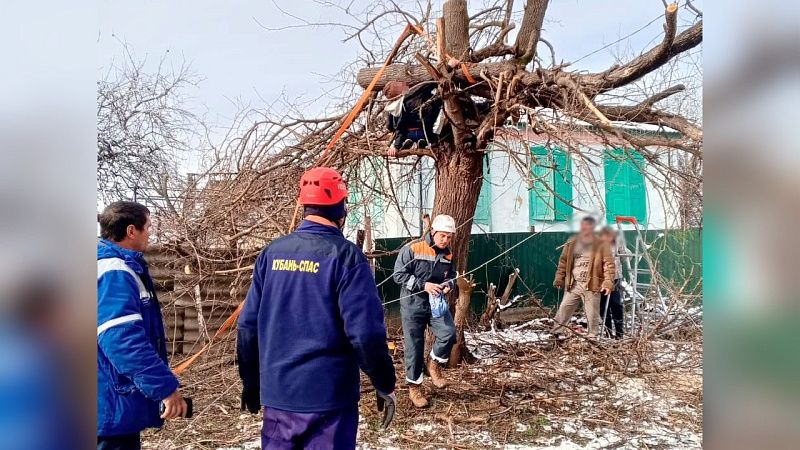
left=172, top=301, right=245, bottom=375
left=317, top=23, right=417, bottom=163
left=286, top=23, right=420, bottom=233
left=460, top=63, right=477, bottom=84
left=173, top=24, right=421, bottom=375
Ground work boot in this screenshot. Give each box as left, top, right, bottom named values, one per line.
left=408, top=384, right=429, bottom=408
left=427, top=359, right=448, bottom=389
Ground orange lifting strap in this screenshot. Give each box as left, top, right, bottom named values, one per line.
left=318, top=23, right=420, bottom=163
left=173, top=24, right=422, bottom=376
left=173, top=22, right=483, bottom=375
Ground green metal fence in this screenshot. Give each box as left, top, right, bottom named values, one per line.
left=373, top=229, right=701, bottom=316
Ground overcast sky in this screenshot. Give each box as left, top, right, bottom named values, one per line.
left=98, top=0, right=702, bottom=137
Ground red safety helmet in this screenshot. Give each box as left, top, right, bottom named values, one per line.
left=298, top=167, right=348, bottom=206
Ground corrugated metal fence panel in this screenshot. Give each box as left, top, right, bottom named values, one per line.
left=143, top=246, right=247, bottom=354
left=374, top=229, right=701, bottom=316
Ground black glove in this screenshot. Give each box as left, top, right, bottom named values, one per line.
left=376, top=390, right=396, bottom=429
left=240, top=387, right=260, bottom=414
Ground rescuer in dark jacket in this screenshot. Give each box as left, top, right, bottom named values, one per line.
left=391, top=214, right=458, bottom=408
left=237, top=167, right=396, bottom=449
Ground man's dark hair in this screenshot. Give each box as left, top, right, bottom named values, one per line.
left=99, top=201, right=150, bottom=241
left=581, top=216, right=597, bottom=225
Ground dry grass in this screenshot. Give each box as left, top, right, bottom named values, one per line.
left=144, top=317, right=702, bottom=450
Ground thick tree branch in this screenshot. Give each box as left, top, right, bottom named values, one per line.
left=641, top=84, right=686, bottom=107
left=597, top=104, right=703, bottom=143
left=443, top=0, right=470, bottom=61
left=357, top=61, right=529, bottom=90
left=513, top=0, right=550, bottom=66
left=583, top=4, right=702, bottom=92
left=471, top=38, right=516, bottom=62
left=436, top=16, right=470, bottom=147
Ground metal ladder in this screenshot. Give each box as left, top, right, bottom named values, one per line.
left=614, top=216, right=667, bottom=335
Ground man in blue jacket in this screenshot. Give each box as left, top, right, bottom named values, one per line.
left=237, top=167, right=396, bottom=449
left=97, top=201, right=187, bottom=450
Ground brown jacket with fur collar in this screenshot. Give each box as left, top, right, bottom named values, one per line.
left=553, top=236, right=616, bottom=293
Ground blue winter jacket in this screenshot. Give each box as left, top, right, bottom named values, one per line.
left=97, top=240, right=178, bottom=436
left=237, top=220, right=396, bottom=412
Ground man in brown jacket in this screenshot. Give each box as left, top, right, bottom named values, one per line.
left=552, top=216, right=617, bottom=337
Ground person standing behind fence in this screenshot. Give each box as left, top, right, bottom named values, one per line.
left=97, top=201, right=188, bottom=450
left=391, top=214, right=458, bottom=408
left=552, top=216, right=616, bottom=338
left=237, top=167, right=396, bottom=450
left=599, top=226, right=626, bottom=339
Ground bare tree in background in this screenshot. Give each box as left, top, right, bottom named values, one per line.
left=352, top=0, right=702, bottom=362
left=97, top=46, right=204, bottom=206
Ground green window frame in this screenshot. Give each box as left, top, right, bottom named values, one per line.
left=529, top=146, right=573, bottom=223
left=604, top=148, right=647, bottom=223
left=474, top=159, right=492, bottom=227
left=346, top=188, right=363, bottom=229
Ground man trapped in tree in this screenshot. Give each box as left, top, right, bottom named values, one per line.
left=552, top=215, right=616, bottom=338
left=97, top=202, right=188, bottom=450
left=391, top=214, right=458, bottom=408
left=237, top=167, right=396, bottom=449
left=383, top=80, right=445, bottom=157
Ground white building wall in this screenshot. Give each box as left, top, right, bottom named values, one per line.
left=364, top=146, right=680, bottom=239
left=479, top=148, right=530, bottom=233
left=643, top=152, right=682, bottom=230
left=377, top=157, right=436, bottom=239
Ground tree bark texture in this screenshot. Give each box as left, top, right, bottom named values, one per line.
left=431, top=144, right=484, bottom=273
left=448, top=274, right=476, bottom=367
left=443, top=0, right=470, bottom=61
left=514, top=0, right=550, bottom=65
left=430, top=142, right=483, bottom=366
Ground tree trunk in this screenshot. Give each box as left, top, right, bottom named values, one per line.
left=431, top=144, right=483, bottom=271
left=443, top=0, right=470, bottom=61
left=430, top=141, right=484, bottom=365
left=449, top=274, right=476, bottom=367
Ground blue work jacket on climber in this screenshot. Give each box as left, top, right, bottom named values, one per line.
left=237, top=220, right=396, bottom=412
left=97, top=240, right=178, bottom=436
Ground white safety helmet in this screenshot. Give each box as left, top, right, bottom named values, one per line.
left=431, top=214, right=456, bottom=234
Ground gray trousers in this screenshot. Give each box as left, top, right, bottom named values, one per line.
left=552, top=283, right=601, bottom=336
left=400, top=295, right=456, bottom=384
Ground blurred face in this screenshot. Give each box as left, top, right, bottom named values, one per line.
left=432, top=231, right=453, bottom=249
left=601, top=231, right=616, bottom=244
left=127, top=215, right=151, bottom=252
left=579, top=219, right=595, bottom=238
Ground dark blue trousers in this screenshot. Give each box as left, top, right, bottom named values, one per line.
left=97, top=433, right=140, bottom=450
left=261, top=404, right=359, bottom=449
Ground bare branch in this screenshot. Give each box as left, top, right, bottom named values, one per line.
left=584, top=4, right=702, bottom=92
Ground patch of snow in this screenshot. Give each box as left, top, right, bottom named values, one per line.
left=216, top=440, right=259, bottom=450
left=411, top=423, right=434, bottom=433
left=466, top=326, right=553, bottom=361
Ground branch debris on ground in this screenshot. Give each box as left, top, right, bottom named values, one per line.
left=144, top=314, right=702, bottom=450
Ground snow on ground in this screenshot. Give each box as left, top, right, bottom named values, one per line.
left=150, top=315, right=701, bottom=450
left=465, top=318, right=554, bottom=361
